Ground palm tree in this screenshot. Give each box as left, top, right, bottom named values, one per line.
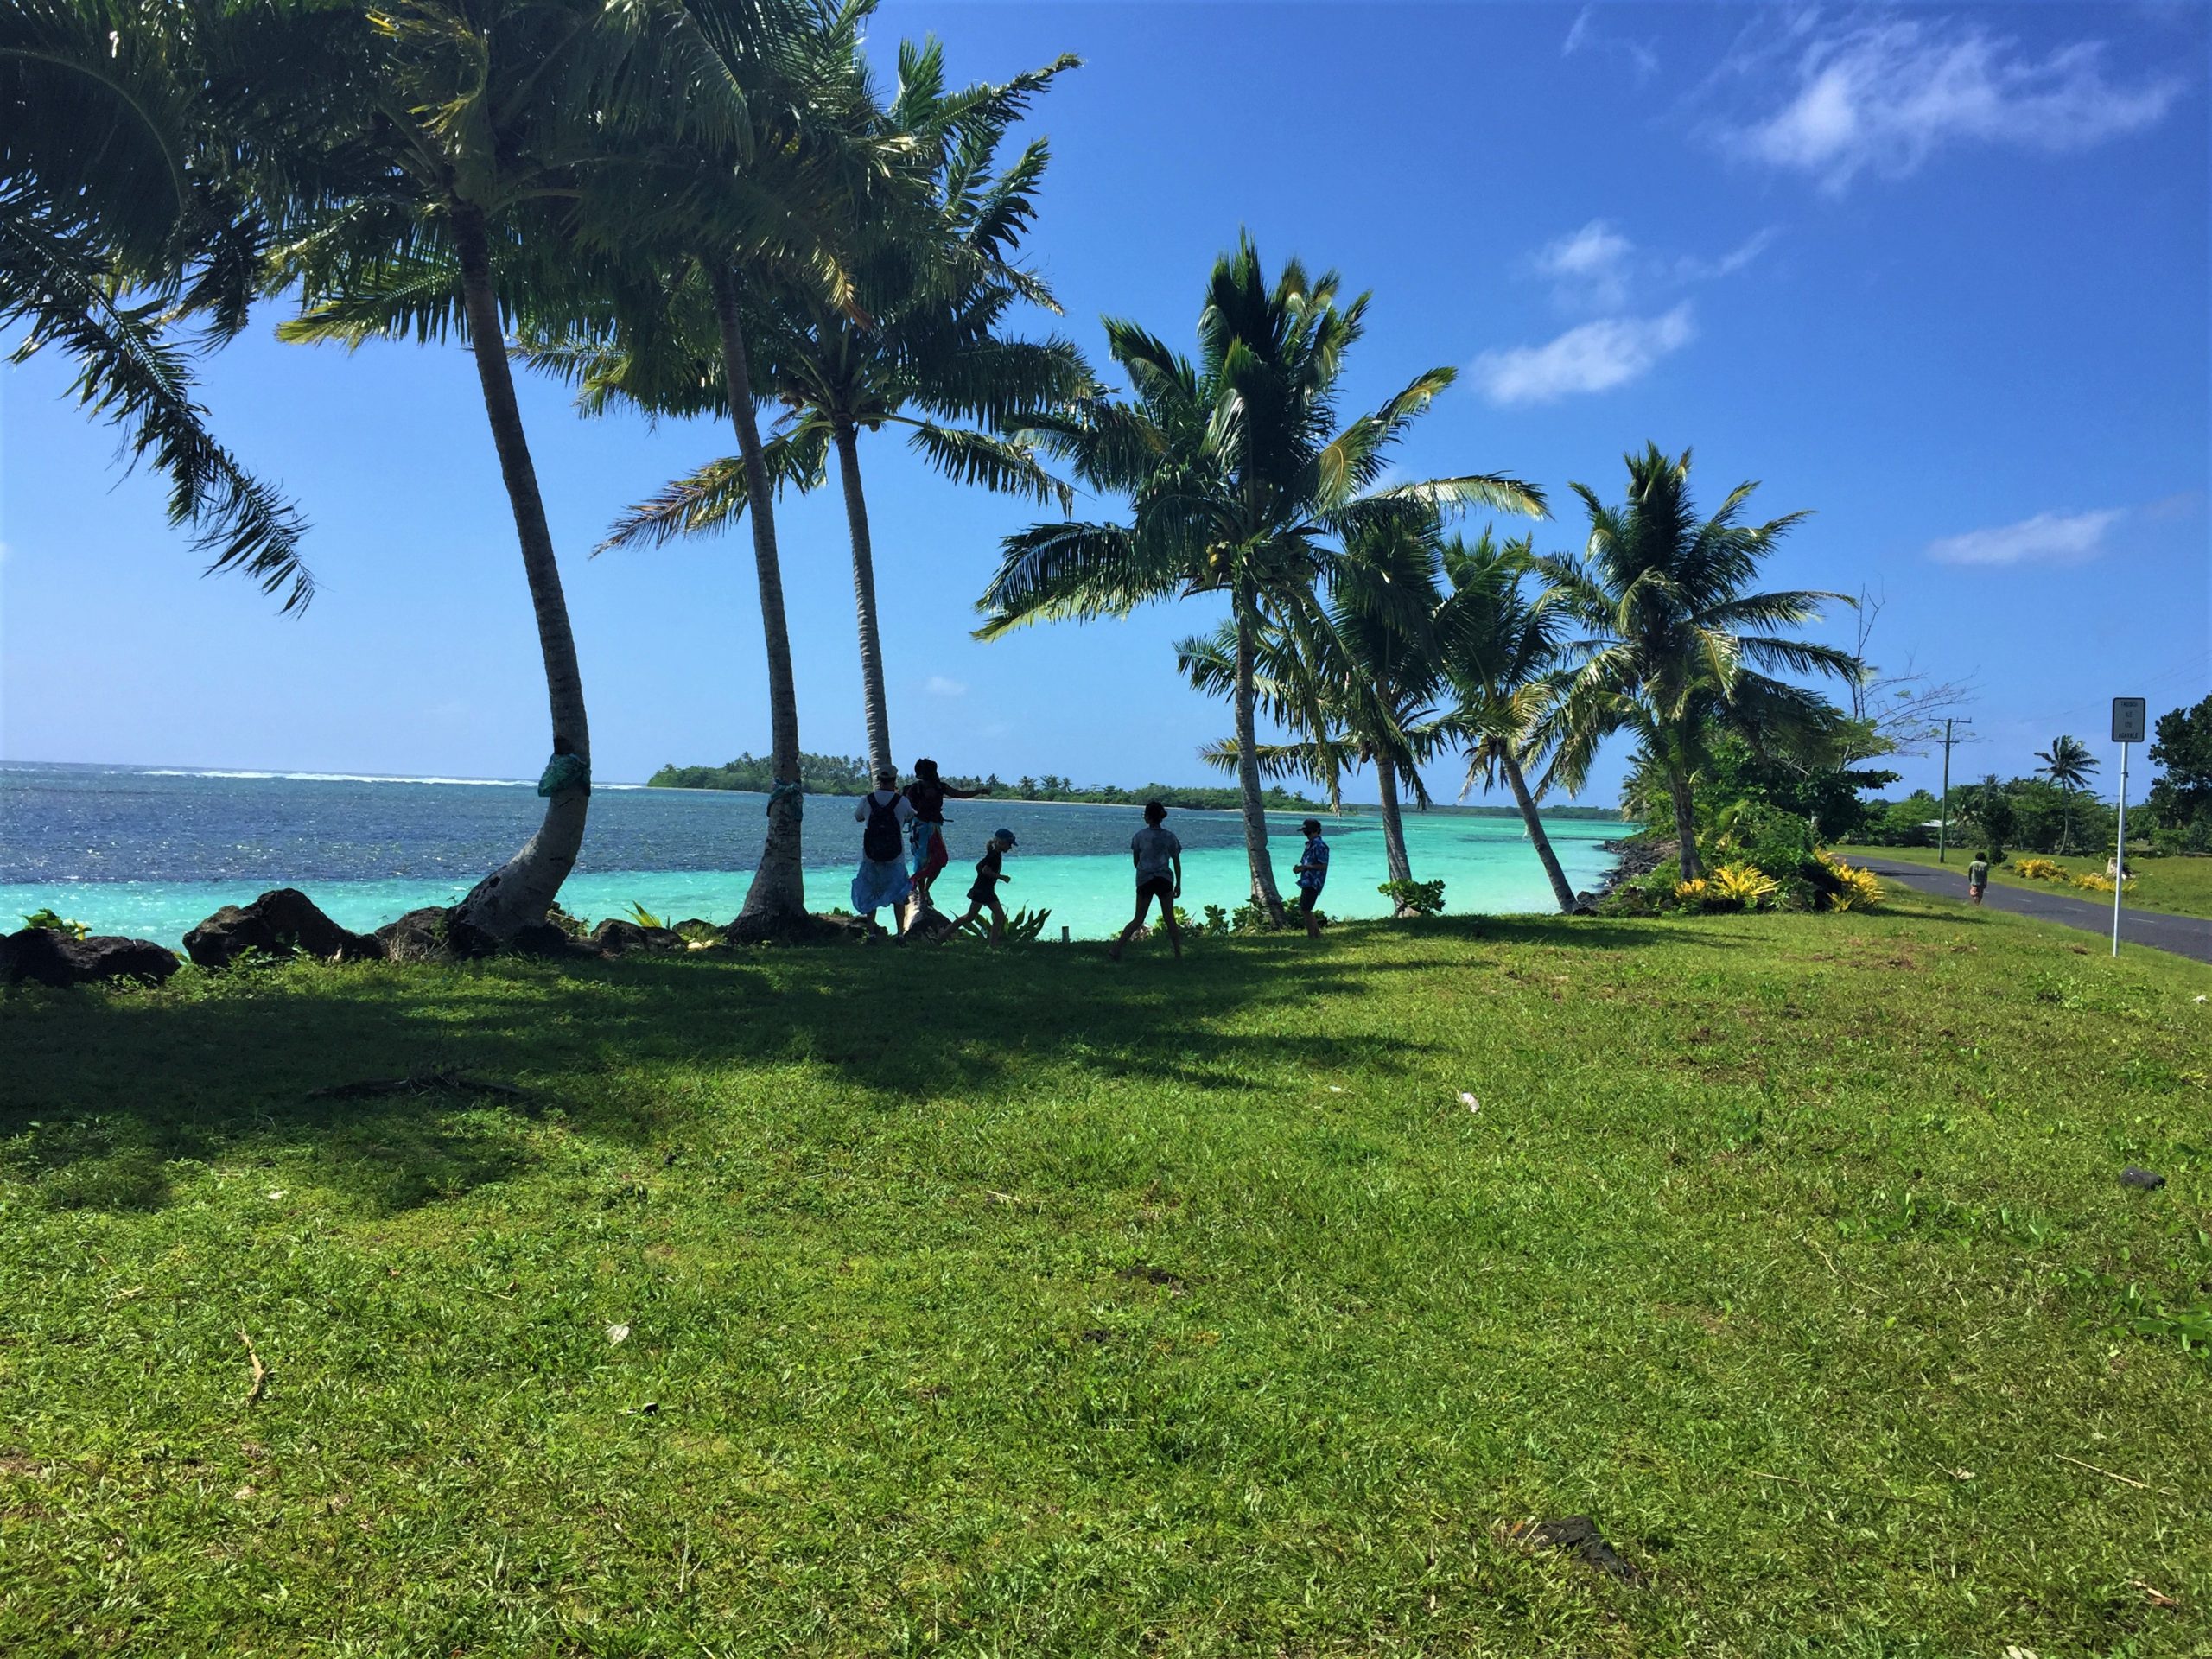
left=269, top=0, right=644, bottom=938
left=2, top=0, right=310, bottom=607
left=526, top=0, right=905, bottom=940
left=978, top=236, right=1543, bottom=922
left=2034, top=734, right=2099, bottom=853
left=1435, top=531, right=1580, bottom=913
left=1538, top=444, right=1854, bottom=883
left=1180, top=514, right=1455, bottom=905
left=594, top=40, right=1090, bottom=780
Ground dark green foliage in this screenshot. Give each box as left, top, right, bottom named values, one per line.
left=1377, top=877, right=1446, bottom=916
left=2148, top=695, right=2212, bottom=851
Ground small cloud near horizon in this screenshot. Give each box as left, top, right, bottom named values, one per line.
left=1925, top=507, right=2124, bottom=567
left=1723, top=16, right=2183, bottom=190
left=1472, top=304, right=1694, bottom=405
left=925, top=674, right=968, bottom=697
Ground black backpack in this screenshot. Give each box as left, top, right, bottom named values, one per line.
left=862, top=793, right=902, bottom=862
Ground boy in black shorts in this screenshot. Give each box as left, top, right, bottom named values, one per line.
left=950, top=828, right=1018, bottom=943
left=1110, top=800, right=1183, bottom=961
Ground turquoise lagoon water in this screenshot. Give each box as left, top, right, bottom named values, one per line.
left=1, top=763, right=1619, bottom=945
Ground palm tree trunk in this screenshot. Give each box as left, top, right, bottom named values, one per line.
left=1503, top=750, right=1579, bottom=913
left=831, top=423, right=893, bottom=779
left=1234, top=595, right=1287, bottom=925
left=1670, top=767, right=1703, bottom=881
left=1376, top=758, right=1414, bottom=894
left=448, top=203, right=589, bottom=940
left=711, top=264, right=807, bottom=937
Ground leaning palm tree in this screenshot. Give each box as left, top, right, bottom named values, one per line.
left=538, top=0, right=904, bottom=939
left=1538, top=444, right=1854, bottom=882
left=1435, top=531, right=1580, bottom=913
left=2, top=0, right=309, bottom=608
left=269, top=0, right=645, bottom=938
left=978, top=236, right=1543, bottom=922
left=2034, top=734, right=2099, bottom=853
left=594, top=39, right=1090, bottom=779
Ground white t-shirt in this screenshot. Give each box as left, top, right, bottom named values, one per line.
left=1131, top=825, right=1181, bottom=882
left=854, top=789, right=917, bottom=824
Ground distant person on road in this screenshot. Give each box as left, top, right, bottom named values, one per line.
left=903, top=758, right=989, bottom=913
left=1110, top=800, right=1183, bottom=962
left=1967, top=851, right=1990, bottom=906
left=851, top=767, right=916, bottom=941
left=1294, top=817, right=1330, bottom=939
left=950, top=828, right=1018, bottom=944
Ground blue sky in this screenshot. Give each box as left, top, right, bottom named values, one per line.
left=3, top=1, right=2205, bottom=805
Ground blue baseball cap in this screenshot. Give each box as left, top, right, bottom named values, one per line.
left=994, top=828, right=1018, bottom=847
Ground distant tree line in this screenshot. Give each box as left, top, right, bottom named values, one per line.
left=649, top=753, right=1327, bottom=811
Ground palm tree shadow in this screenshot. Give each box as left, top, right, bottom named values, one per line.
left=4, top=933, right=1443, bottom=1216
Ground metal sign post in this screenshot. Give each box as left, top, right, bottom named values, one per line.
left=2111, top=697, right=2146, bottom=957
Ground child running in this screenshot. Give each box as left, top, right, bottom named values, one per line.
left=902, top=758, right=990, bottom=914
left=950, top=828, right=1018, bottom=943
left=1293, top=817, right=1330, bottom=939
left=1109, top=800, right=1183, bottom=961
left=850, top=767, right=916, bottom=942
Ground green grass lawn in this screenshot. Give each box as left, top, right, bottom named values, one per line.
left=1835, top=843, right=2212, bottom=920
left=5, top=895, right=2209, bottom=1656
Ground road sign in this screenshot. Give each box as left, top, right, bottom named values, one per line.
left=2113, top=697, right=2146, bottom=744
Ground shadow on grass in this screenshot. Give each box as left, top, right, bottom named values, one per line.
left=10, top=919, right=1633, bottom=1215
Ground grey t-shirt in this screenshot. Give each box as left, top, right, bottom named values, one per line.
left=1131, top=825, right=1181, bottom=883
left=1967, top=859, right=1989, bottom=886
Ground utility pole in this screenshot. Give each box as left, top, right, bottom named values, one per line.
left=1936, top=718, right=1972, bottom=863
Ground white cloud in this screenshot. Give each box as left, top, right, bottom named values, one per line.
left=1676, top=226, right=1779, bottom=282
left=1925, top=508, right=2124, bottom=567
left=1471, top=305, right=1694, bottom=405
left=924, top=674, right=967, bottom=697
left=1732, top=18, right=2183, bottom=189
left=1534, top=219, right=1635, bottom=309
left=1563, top=4, right=1658, bottom=79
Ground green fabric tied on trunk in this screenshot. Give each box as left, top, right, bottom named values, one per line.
left=537, top=753, right=591, bottom=798
left=766, top=779, right=804, bottom=817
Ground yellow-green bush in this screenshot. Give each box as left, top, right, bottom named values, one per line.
left=2015, top=857, right=2067, bottom=881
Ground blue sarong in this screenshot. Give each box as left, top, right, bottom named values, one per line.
left=851, top=856, right=912, bottom=915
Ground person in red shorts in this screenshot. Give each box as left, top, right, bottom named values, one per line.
left=902, top=758, right=990, bottom=914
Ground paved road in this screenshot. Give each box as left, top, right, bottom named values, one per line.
left=1850, top=856, right=2212, bottom=965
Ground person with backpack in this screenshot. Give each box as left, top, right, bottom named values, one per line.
left=850, top=767, right=917, bottom=941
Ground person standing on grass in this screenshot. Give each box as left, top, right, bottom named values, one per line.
left=1109, top=800, right=1183, bottom=962
left=949, top=828, right=1018, bottom=943
left=903, top=758, right=989, bottom=914
left=1293, top=817, right=1331, bottom=939
left=1967, top=850, right=1990, bottom=906
left=851, top=768, right=916, bottom=941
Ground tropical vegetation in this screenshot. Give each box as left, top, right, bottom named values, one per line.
left=976, top=236, right=1544, bottom=924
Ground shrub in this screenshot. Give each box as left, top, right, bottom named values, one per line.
left=545, top=903, right=589, bottom=938
left=961, top=906, right=1052, bottom=943
left=2071, top=874, right=2116, bottom=895
left=2014, top=857, right=2066, bottom=881
left=1710, top=863, right=1782, bottom=911
left=1824, top=858, right=1883, bottom=912
left=1674, top=878, right=1711, bottom=907
left=1378, top=878, right=1446, bottom=917
left=1150, top=906, right=1192, bottom=939
left=20, top=907, right=88, bottom=938
left=1199, top=904, right=1231, bottom=938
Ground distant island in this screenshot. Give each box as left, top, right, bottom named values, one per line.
left=645, top=753, right=1618, bottom=818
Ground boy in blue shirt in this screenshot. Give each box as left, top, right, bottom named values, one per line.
left=1294, top=817, right=1329, bottom=939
